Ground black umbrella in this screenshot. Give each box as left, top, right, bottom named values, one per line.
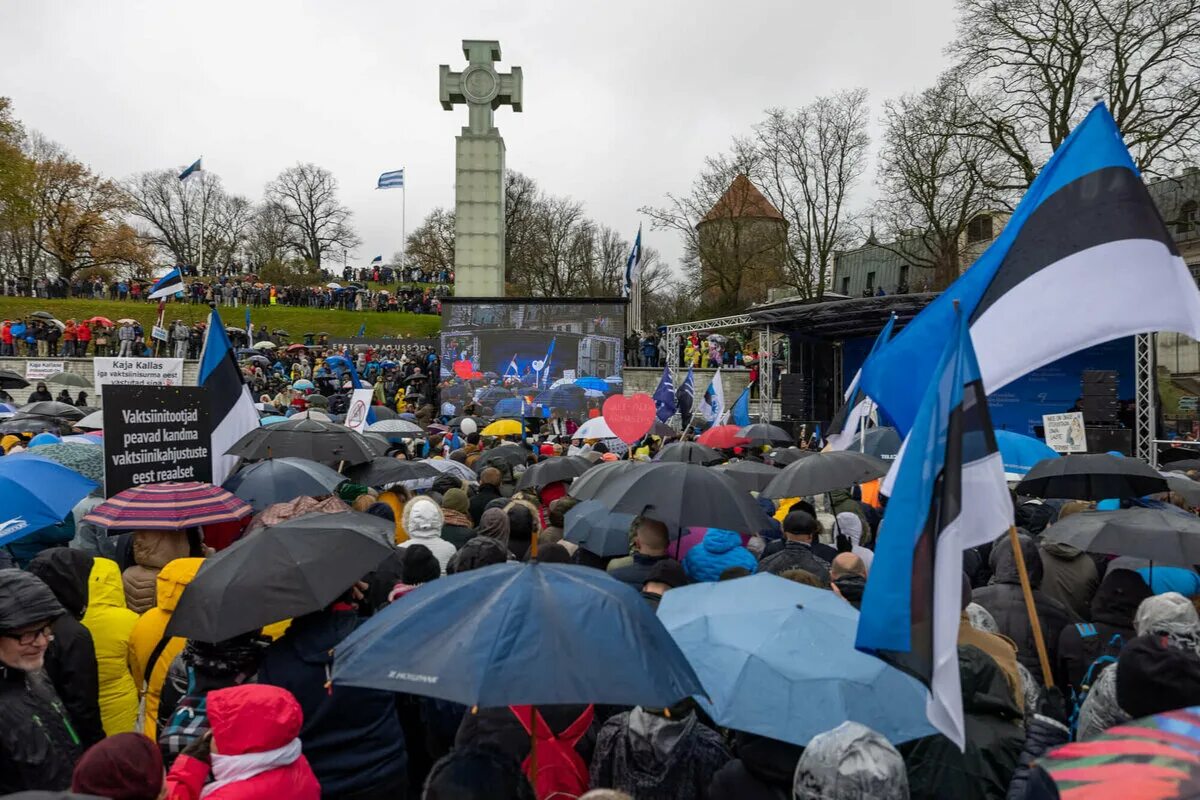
left=345, top=457, right=440, bottom=487
left=765, top=447, right=813, bottom=466
left=656, top=441, right=724, bottom=466
left=369, top=405, right=398, bottom=421
left=30, top=310, right=55, bottom=320
left=1015, top=454, right=1168, bottom=500
left=579, top=462, right=774, bottom=535
left=0, top=414, right=73, bottom=435
left=568, top=460, right=644, bottom=500
left=1163, top=459, right=1200, bottom=473
left=713, top=461, right=783, bottom=493
left=847, top=426, right=903, bottom=461
left=473, top=445, right=528, bottom=474
left=221, top=458, right=347, bottom=511
left=360, top=432, right=393, bottom=456
left=737, top=423, right=795, bottom=446
left=448, top=415, right=490, bottom=430
left=165, top=511, right=396, bottom=642
left=514, top=456, right=592, bottom=491
left=1159, top=448, right=1200, bottom=465
left=1042, top=508, right=1200, bottom=566
left=0, top=370, right=28, bottom=389
left=225, top=417, right=378, bottom=464
left=648, top=419, right=677, bottom=438
left=1164, top=473, right=1200, bottom=506
left=19, top=401, right=85, bottom=421
left=762, top=451, right=889, bottom=499
left=564, top=499, right=636, bottom=557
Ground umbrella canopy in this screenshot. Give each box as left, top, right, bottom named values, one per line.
left=291, top=379, right=315, bottom=390
left=492, top=397, right=526, bottom=417
left=0, top=414, right=74, bottom=435
left=476, top=388, right=515, bottom=406
left=737, top=423, right=795, bottom=446
left=995, top=430, right=1059, bottom=479
left=365, top=419, right=424, bottom=436
left=573, top=377, right=609, bottom=392
left=30, top=310, right=55, bottom=320
left=0, top=454, right=98, bottom=546
left=656, top=441, right=724, bottom=466
left=289, top=409, right=332, bottom=422
left=225, top=417, right=378, bottom=465
left=287, top=343, right=308, bottom=353
left=19, top=401, right=85, bottom=421
left=423, top=458, right=479, bottom=483
left=85, top=481, right=252, bottom=532
left=367, top=405, right=397, bottom=421
left=252, top=341, right=277, bottom=350
left=24, top=442, right=103, bottom=483
left=0, top=369, right=28, bottom=389
left=763, top=451, right=889, bottom=499
left=765, top=447, right=811, bottom=466
left=1164, top=458, right=1200, bottom=473
left=116, top=318, right=137, bottom=325
left=568, top=460, right=644, bottom=501
left=1042, top=507, right=1200, bottom=566
left=1016, top=453, right=1168, bottom=500
left=1164, top=473, right=1200, bottom=506
left=576, top=462, right=773, bottom=534
left=648, top=419, right=676, bottom=438
left=83, top=316, right=114, bottom=327
left=44, top=372, right=91, bottom=388
left=74, top=409, right=104, bottom=431
left=259, top=415, right=289, bottom=426
left=482, top=418, right=523, bottom=437
left=713, top=460, right=782, bottom=493
left=222, top=458, right=347, bottom=511
left=473, top=445, right=528, bottom=474
left=344, top=457, right=440, bottom=487
left=697, top=425, right=751, bottom=449
left=572, top=417, right=616, bottom=440
left=332, top=562, right=704, bottom=708
left=659, top=574, right=936, bottom=747
left=514, top=456, right=592, bottom=491
left=846, top=427, right=903, bottom=461
left=564, top=499, right=636, bottom=557
left=166, top=511, right=396, bottom=642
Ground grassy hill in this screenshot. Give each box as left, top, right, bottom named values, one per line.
left=0, top=296, right=441, bottom=340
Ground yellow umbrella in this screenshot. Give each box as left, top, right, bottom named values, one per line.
left=482, top=419, right=523, bottom=436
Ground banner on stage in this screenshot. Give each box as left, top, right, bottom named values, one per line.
left=102, top=385, right=212, bottom=496
left=25, top=360, right=65, bottom=380
left=93, top=357, right=184, bottom=388
left=344, top=388, right=375, bottom=433
left=1043, top=412, right=1088, bottom=453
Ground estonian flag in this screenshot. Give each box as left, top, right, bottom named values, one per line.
left=198, top=308, right=260, bottom=486
left=148, top=268, right=184, bottom=300
left=623, top=225, right=643, bottom=297
left=856, top=306, right=1013, bottom=749
left=861, top=103, right=1200, bottom=435
left=676, top=365, right=695, bottom=426
left=652, top=364, right=676, bottom=423
left=371, top=255, right=383, bottom=264
left=179, top=158, right=202, bottom=182
left=729, top=385, right=751, bottom=426
left=826, top=315, right=895, bottom=451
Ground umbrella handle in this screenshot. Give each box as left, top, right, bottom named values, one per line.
left=1007, top=525, right=1054, bottom=688
left=529, top=708, right=538, bottom=785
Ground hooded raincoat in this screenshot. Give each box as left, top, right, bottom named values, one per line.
left=398, top=496, right=456, bottom=575
left=793, top=721, right=908, bottom=800
left=81, top=557, right=138, bottom=735
left=589, top=707, right=731, bottom=800
left=682, top=528, right=758, bottom=582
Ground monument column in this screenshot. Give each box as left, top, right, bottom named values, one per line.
left=440, top=40, right=523, bottom=298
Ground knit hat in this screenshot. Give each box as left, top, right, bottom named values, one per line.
left=72, top=732, right=164, bottom=800
left=0, top=569, right=64, bottom=633
left=644, top=558, right=689, bottom=589
left=539, top=443, right=555, bottom=455
left=442, top=488, right=470, bottom=515
left=1116, top=633, right=1200, bottom=719
left=402, top=544, right=441, bottom=585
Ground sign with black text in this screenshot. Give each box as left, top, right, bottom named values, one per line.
left=103, top=386, right=212, bottom=496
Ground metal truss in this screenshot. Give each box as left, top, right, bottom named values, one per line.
left=1135, top=333, right=1157, bottom=464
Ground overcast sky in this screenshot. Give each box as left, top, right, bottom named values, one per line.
left=0, top=0, right=957, bottom=273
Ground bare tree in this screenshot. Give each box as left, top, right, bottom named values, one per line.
left=125, top=169, right=246, bottom=273
left=243, top=202, right=290, bottom=272
left=403, top=206, right=455, bottom=276
left=265, top=163, right=360, bottom=270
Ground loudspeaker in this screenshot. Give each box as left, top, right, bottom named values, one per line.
left=1086, top=427, right=1132, bottom=456
left=779, top=374, right=809, bottom=418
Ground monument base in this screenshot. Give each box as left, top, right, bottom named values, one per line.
left=453, top=133, right=506, bottom=298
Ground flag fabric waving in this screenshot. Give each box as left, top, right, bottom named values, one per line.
left=198, top=308, right=260, bottom=486
left=826, top=315, right=896, bottom=451
left=244, top=308, right=251, bottom=333
left=148, top=268, right=184, bottom=300
left=676, top=366, right=695, bottom=426
left=377, top=170, right=405, bottom=189
left=652, top=364, right=676, bottom=422
left=729, top=385, right=751, bottom=426
left=856, top=307, right=1013, bottom=749
left=178, top=158, right=202, bottom=182
left=357, top=322, right=366, bottom=338
left=700, top=369, right=725, bottom=427
left=861, top=103, right=1200, bottom=435
left=623, top=225, right=643, bottom=297
left=371, top=255, right=383, bottom=264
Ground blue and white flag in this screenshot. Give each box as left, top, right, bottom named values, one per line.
left=357, top=322, right=366, bottom=338
left=377, top=169, right=405, bottom=189
left=652, top=365, right=676, bottom=423
left=676, top=366, right=695, bottom=426
left=532, top=338, right=556, bottom=388
left=371, top=255, right=383, bottom=264
left=861, top=103, right=1200, bottom=435
left=729, top=385, right=751, bottom=426
left=826, top=315, right=895, bottom=451
left=700, top=368, right=725, bottom=427
left=179, top=158, right=202, bottom=182
left=623, top=225, right=643, bottom=297
left=198, top=308, right=259, bottom=486
left=856, top=307, right=1012, bottom=749
left=244, top=308, right=251, bottom=333
left=148, top=268, right=184, bottom=300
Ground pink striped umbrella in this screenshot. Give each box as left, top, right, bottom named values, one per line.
left=84, top=482, right=252, bottom=531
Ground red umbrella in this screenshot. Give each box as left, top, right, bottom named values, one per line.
left=286, top=343, right=308, bottom=352
left=84, top=481, right=252, bottom=531
left=697, top=425, right=752, bottom=450
left=83, top=316, right=114, bottom=327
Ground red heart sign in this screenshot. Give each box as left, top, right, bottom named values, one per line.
left=603, top=393, right=656, bottom=444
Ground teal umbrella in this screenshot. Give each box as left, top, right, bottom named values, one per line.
left=24, top=442, right=103, bottom=484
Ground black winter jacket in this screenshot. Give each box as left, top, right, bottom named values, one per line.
left=1054, top=567, right=1150, bottom=691
left=468, top=484, right=504, bottom=527
left=709, top=731, right=801, bottom=800
left=1005, top=714, right=1070, bottom=800
left=0, top=665, right=82, bottom=794
left=455, top=704, right=597, bottom=768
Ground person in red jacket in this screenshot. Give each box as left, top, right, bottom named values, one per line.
left=75, top=321, right=91, bottom=356
left=165, top=684, right=320, bottom=800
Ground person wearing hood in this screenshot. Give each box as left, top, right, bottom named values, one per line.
left=1037, top=533, right=1099, bottom=622
left=439, top=488, right=475, bottom=550
left=81, top=557, right=138, bottom=735
left=682, top=528, right=757, bottom=583
left=589, top=701, right=731, bottom=800
left=447, top=533, right=512, bottom=574
left=398, top=496, right=456, bottom=574
left=901, top=645, right=1025, bottom=800
left=122, top=530, right=202, bottom=614
left=792, top=721, right=908, bottom=800
left=128, top=558, right=204, bottom=741
left=709, top=730, right=803, bottom=800
left=971, top=531, right=1071, bottom=685
left=504, top=500, right=540, bottom=560
left=1055, top=568, right=1151, bottom=692
left=833, top=512, right=874, bottom=570
left=28, top=381, right=53, bottom=402
left=0, top=569, right=82, bottom=794
left=257, top=592, right=408, bottom=800
left=958, top=574, right=1024, bottom=715
left=27, top=549, right=106, bottom=748
left=469, top=468, right=504, bottom=526
left=163, top=684, right=320, bottom=800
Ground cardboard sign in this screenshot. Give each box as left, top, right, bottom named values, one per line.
left=93, top=357, right=184, bottom=388
left=602, top=393, right=656, bottom=443
left=25, top=360, right=65, bottom=380
left=344, top=388, right=375, bottom=433
left=1043, top=411, right=1088, bottom=453
left=102, top=385, right=212, bottom=496
left=151, top=325, right=169, bottom=342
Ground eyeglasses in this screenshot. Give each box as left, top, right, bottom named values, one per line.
left=1, top=625, right=54, bottom=646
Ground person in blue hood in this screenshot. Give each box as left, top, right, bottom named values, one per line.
left=683, top=528, right=758, bottom=583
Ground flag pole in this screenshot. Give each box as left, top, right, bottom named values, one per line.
left=1008, top=525, right=1055, bottom=687
left=401, top=172, right=407, bottom=272
left=198, top=157, right=205, bottom=277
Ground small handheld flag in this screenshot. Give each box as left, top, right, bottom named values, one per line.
left=676, top=366, right=695, bottom=426
left=377, top=169, right=405, bottom=189
left=179, top=158, right=202, bottom=182
left=148, top=268, right=184, bottom=300
left=729, top=385, right=751, bottom=426
left=357, top=322, right=366, bottom=338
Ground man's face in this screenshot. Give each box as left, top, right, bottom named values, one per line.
left=0, top=621, right=54, bottom=671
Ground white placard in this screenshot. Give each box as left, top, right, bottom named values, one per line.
left=1043, top=411, right=1088, bottom=453
left=93, top=357, right=184, bottom=388
left=562, top=369, right=576, bottom=381
left=25, top=360, right=65, bottom=380
left=343, top=388, right=375, bottom=433
left=151, top=325, right=169, bottom=342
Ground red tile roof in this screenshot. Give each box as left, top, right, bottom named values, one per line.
left=700, top=175, right=785, bottom=223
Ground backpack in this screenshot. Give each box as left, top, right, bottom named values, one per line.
left=1068, top=624, right=1124, bottom=738
left=509, top=705, right=594, bottom=800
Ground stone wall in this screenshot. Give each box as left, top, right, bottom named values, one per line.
left=0, top=358, right=200, bottom=407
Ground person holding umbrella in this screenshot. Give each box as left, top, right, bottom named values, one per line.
left=607, top=517, right=671, bottom=590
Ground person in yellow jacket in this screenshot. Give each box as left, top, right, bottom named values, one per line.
left=128, top=557, right=204, bottom=740
left=82, top=557, right=139, bottom=735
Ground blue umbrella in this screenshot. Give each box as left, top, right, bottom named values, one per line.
left=573, top=376, right=608, bottom=392
left=333, top=562, right=704, bottom=708
left=535, top=386, right=585, bottom=410
left=493, top=397, right=526, bottom=417
left=260, top=415, right=289, bottom=426
left=658, top=573, right=936, bottom=747
left=292, top=379, right=315, bottom=391
left=222, top=457, right=347, bottom=511
left=996, top=430, right=1058, bottom=478
left=0, top=454, right=99, bottom=547
left=564, top=499, right=635, bottom=557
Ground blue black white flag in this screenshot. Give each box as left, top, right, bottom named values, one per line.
left=700, top=368, right=725, bottom=427
left=148, top=268, right=184, bottom=300
left=198, top=308, right=259, bottom=486
left=652, top=364, right=676, bottom=422
left=357, top=322, right=366, bottom=338
left=623, top=225, right=643, bottom=297
left=729, top=385, right=751, bottom=426
left=676, top=365, right=695, bottom=426
left=179, top=158, right=202, bottom=182
left=377, top=169, right=405, bottom=189
left=856, top=307, right=1012, bottom=749
left=371, top=255, right=383, bottom=264
left=861, top=103, right=1200, bottom=435
left=826, top=315, right=895, bottom=451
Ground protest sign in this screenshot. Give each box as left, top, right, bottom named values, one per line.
left=602, top=393, right=656, bottom=444
left=93, top=357, right=184, bottom=388
left=1043, top=411, right=1088, bottom=453
left=344, top=388, right=375, bottom=433
left=151, top=325, right=169, bottom=343
left=25, top=360, right=65, bottom=380
left=103, top=385, right=212, bottom=496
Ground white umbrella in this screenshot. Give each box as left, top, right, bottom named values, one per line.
left=572, top=417, right=616, bottom=440
left=423, top=458, right=478, bottom=482
left=326, top=282, right=341, bottom=289
left=76, top=410, right=104, bottom=430
left=252, top=341, right=277, bottom=351
left=366, top=419, right=423, bottom=435
left=290, top=409, right=331, bottom=422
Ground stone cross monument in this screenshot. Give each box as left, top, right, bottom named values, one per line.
left=440, top=40, right=523, bottom=297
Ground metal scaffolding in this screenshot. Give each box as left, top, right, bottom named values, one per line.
left=1135, top=332, right=1157, bottom=464
left=757, top=326, right=774, bottom=422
